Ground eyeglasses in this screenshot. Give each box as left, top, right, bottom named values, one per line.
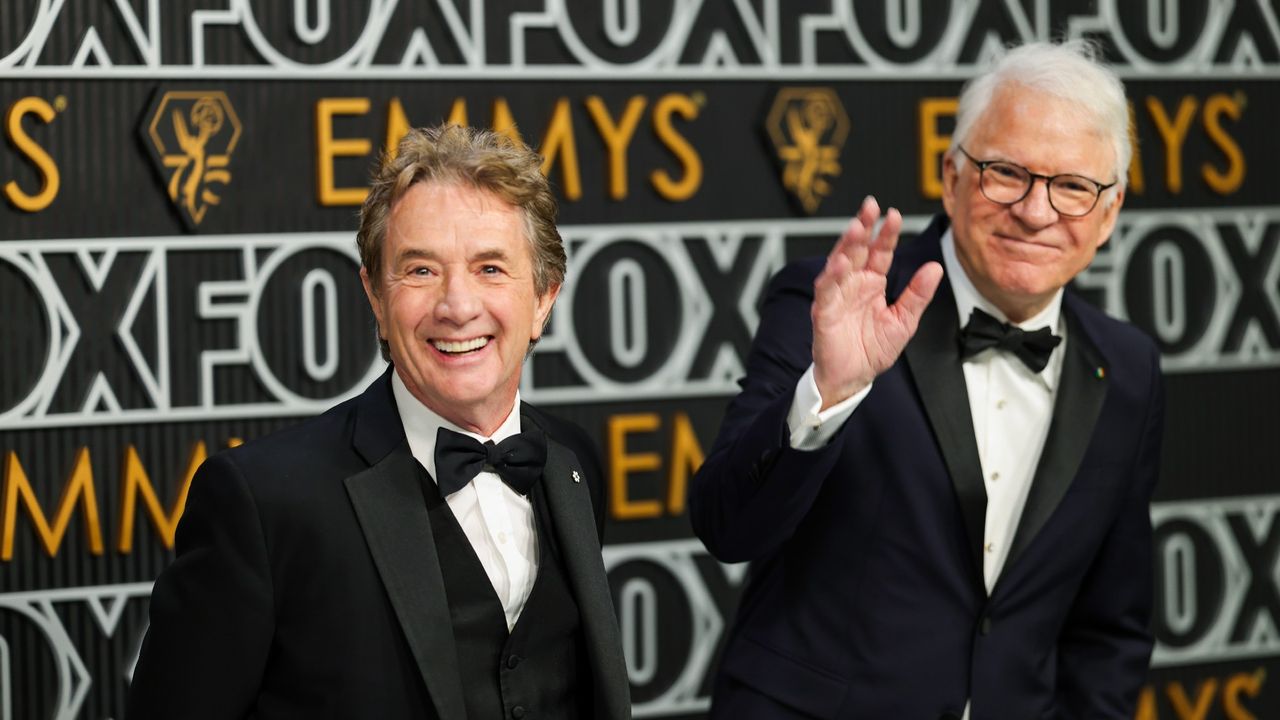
left=955, top=146, right=1116, bottom=218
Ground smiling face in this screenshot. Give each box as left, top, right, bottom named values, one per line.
left=942, top=84, right=1124, bottom=322
left=361, top=181, right=559, bottom=435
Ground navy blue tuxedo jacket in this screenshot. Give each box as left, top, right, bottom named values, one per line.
left=127, top=370, right=631, bottom=720
left=690, top=215, right=1163, bottom=719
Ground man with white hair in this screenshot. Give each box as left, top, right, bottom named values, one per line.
left=691, top=41, right=1161, bottom=719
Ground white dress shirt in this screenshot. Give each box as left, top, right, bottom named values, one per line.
left=942, top=232, right=1065, bottom=593
left=787, top=229, right=1066, bottom=592
left=392, top=373, right=538, bottom=631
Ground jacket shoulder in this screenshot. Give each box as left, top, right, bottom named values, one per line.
left=221, top=394, right=362, bottom=474
left=522, top=403, right=595, bottom=458
left=1066, top=292, right=1160, bottom=364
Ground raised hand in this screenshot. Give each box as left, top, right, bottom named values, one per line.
left=811, top=197, right=944, bottom=409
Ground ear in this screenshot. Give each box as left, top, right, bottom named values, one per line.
left=1095, top=186, right=1126, bottom=248
left=360, top=266, right=385, bottom=333
left=531, top=282, right=561, bottom=341
left=941, top=151, right=960, bottom=218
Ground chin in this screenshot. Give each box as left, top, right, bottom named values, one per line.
left=436, top=380, right=497, bottom=407
left=990, top=262, right=1059, bottom=290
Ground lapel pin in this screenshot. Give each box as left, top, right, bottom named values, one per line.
left=1095, top=367, right=1106, bottom=379
left=572, top=470, right=581, bottom=483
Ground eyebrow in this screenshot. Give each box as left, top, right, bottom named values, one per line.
left=391, top=246, right=513, bottom=265
left=471, top=248, right=512, bottom=263
left=967, top=146, right=1109, bottom=182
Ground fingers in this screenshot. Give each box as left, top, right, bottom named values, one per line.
left=812, top=249, right=851, bottom=314
left=825, top=222, right=867, bottom=281
left=892, top=261, right=944, bottom=328
left=828, top=196, right=882, bottom=270
left=856, top=195, right=880, bottom=229
left=830, top=204, right=874, bottom=259
left=866, top=207, right=902, bottom=275
left=822, top=196, right=911, bottom=298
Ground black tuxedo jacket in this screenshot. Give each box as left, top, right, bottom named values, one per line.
left=689, top=215, right=1163, bottom=719
left=127, top=370, right=631, bottom=720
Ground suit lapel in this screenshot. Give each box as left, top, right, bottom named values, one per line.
left=532, top=418, right=631, bottom=720
left=1003, top=299, right=1109, bottom=571
left=344, top=445, right=468, bottom=720
left=903, top=276, right=988, bottom=593
left=342, top=377, right=628, bottom=719
left=894, top=226, right=1112, bottom=593
left=344, top=372, right=468, bottom=720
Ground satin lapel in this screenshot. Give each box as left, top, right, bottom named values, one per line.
left=1003, top=303, right=1109, bottom=570
left=903, top=278, right=988, bottom=591
left=344, top=442, right=467, bottom=720
left=537, top=434, right=632, bottom=720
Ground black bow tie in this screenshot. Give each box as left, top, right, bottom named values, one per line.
left=959, top=308, right=1062, bottom=374
left=434, top=426, right=547, bottom=497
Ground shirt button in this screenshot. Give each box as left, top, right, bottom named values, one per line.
left=507, top=654, right=521, bottom=669
left=984, top=542, right=994, bottom=553
left=990, top=471, right=1000, bottom=482
left=497, top=532, right=507, bottom=544
left=512, top=706, right=526, bottom=719
left=996, top=399, right=1006, bottom=410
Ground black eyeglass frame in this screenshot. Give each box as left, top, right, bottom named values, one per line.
left=954, top=145, right=1117, bottom=218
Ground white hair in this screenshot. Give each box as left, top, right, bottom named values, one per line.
left=949, top=40, right=1131, bottom=198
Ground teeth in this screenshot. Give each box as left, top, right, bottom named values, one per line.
left=432, top=337, right=489, bottom=354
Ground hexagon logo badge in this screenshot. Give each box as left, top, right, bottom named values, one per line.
left=765, top=88, right=849, bottom=214
left=141, top=90, right=241, bottom=229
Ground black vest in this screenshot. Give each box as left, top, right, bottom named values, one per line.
left=421, top=469, right=592, bottom=719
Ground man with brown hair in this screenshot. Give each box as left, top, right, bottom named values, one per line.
left=129, top=125, right=631, bottom=720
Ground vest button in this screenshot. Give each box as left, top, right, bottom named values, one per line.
left=512, top=706, right=526, bottom=719
left=507, top=654, right=521, bottom=669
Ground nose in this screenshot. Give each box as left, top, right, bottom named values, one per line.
left=1010, top=177, right=1059, bottom=229
left=434, top=270, right=482, bottom=325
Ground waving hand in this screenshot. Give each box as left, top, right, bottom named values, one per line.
left=811, top=197, right=944, bottom=409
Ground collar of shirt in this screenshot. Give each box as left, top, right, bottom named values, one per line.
left=940, top=228, right=1067, bottom=391
left=390, top=371, right=524, bottom=484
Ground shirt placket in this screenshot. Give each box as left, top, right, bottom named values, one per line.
left=473, top=472, right=529, bottom=616
left=974, top=359, right=1004, bottom=592
left=984, top=360, right=1015, bottom=590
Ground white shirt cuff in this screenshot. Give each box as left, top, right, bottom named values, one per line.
left=786, top=365, right=871, bottom=451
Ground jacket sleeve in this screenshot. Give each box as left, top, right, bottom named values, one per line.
left=1054, top=342, right=1163, bottom=717
left=126, top=452, right=274, bottom=720
left=688, top=260, right=849, bottom=563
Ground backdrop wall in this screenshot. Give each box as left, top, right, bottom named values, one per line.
left=1, top=2, right=1278, bottom=718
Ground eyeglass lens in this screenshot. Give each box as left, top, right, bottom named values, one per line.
left=980, top=162, right=1100, bottom=216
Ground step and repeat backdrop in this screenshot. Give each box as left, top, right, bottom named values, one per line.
left=2, top=2, right=1279, bottom=719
